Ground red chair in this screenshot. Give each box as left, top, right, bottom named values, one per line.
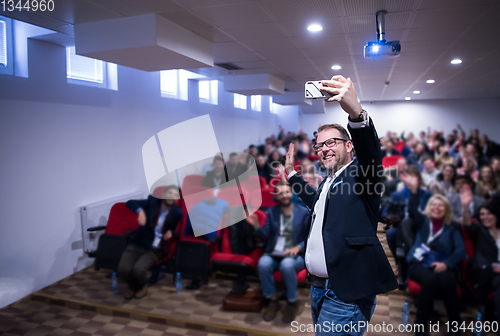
left=181, top=174, right=205, bottom=190
left=211, top=209, right=267, bottom=277
left=152, top=186, right=166, bottom=199
left=395, top=140, right=405, bottom=154
left=87, top=202, right=139, bottom=271
left=269, top=176, right=282, bottom=190
left=216, top=187, right=249, bottom=208
left=382, top=155, right=402, bottom=169
left=260, top=187, right=278, bottom=208
left=104, top=202, right=139, bottom=236
left=274, top=269, right=308, bottom=283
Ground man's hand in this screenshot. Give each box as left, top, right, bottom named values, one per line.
left=163, top=230, right=172, bottom=240
left=137, top=209, right=146, bottom=226
left=431, top=262, right=448, bottom=273
left=320, top=75, right=362, bottom=119
left=285, top=143, right=295, bottom=175
left=284, top=246, right=301, bottom=257
left=400, top=172, right=419, bottom=195
left=460, top=184, right=473, bottom=207
left=493, top=265, right=500, bottom=273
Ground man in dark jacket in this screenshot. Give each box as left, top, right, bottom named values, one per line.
left=285, top=75, right=397, bottom=335
left=117, top=185, right=183, bottom=300
left=249, top=182, right=309, bottom=324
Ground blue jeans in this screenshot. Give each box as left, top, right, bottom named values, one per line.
left=311, top=279, right=376, bottom=336
left=257, top=255, right=305, bottom=303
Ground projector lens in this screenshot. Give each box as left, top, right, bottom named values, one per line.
left=372, top=45, right=380, bottom=53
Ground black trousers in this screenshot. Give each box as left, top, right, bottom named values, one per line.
left=409, top=264, right=461, bottom=324
left=117, top=243, right=160, bottom=290
left=469, top=267, right=500, bottom=322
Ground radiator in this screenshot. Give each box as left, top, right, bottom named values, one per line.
left=80, top=190, right=145, bottom=253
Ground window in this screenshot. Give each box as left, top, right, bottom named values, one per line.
left=161, top=70, right=178, bottom=97
left=251, top=95, right=261, bottom=111
left=66, top=47, right=117, bottom=90
left=234, top=93, right=247, bottom=109
left=161, top=69, right=205, bottom=100
left=199, top=80, right=218, bottom=105
left=0, top=20, right=6, bottom=67
left=0, top=16, right=13, bottom=75
left=269, top=97, right=279, bottom=114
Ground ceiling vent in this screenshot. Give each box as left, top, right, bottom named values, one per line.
left=215, top=62, right=242, bottom=71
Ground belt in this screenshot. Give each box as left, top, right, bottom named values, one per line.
left=310, top=274, right=333, bottom=289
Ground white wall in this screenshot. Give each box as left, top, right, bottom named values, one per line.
left=299, top=98, right=500, bottom=141
left=0, top=39, right=280, bottom=308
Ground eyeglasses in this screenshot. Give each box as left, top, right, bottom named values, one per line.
left=313, top=137, right=347, bottom=151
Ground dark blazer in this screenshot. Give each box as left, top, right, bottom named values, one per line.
left=126, top=196, right=184, bottom=255
left=202, top=170, right=228, bottom=188
left=464, top=222, right=498, bottom=270
left=255, top=204, right=309, bottom=255
left=289, top=117, right=398, bottom=302
left=225, top=163, right=246, bottom=180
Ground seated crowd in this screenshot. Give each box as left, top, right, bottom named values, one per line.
left=115, top=122, right=500, bottom=329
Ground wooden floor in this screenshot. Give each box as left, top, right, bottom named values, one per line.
left=0, top=223, right=485, bottom=336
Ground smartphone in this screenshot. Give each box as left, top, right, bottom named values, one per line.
left=305, top=81, right=336, bottom=99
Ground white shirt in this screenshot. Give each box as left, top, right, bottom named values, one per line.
left=287, top=113, right=369, bottom=278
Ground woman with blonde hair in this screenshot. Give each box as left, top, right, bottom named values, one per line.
left=403, top=172, right=466, bottom=336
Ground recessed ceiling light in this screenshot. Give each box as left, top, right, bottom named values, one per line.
left=405, top=97, right=411, bottom=100
left=413, top=91, right=420, bottom=94
left=331, top=65, right=342, bottom=70
left=426, top=79, right=435, bottom=84
left=307, top=24, right=322, bottom=32
left=450, top=59, right=462, bottom=64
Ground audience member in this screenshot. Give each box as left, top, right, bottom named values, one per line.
left=476, top=165, right=499, bottom=200
left=430, top=164, right=456, bottom=198
left=405, top=172, right=465, bottom=334
left=225, top=152, right=246, bottom=180
left=480, top=134, right=500, bottom=163
left=249, top=182, right=308, bottom=323
left=381, top=140, right=400, bottom=157
left=448, top=175, right=486, bottom=222
left=462, top=190, right=500, bottom=321
left=421, top=155, right=439, bottom=188
left=118, top=186, right=183, bottom=300
left=202, top=156, right=228, bottom=188
left=256, top=154, right=275, bottom=185
left=435, top=143, right=455, bottom=170
left=492, top=156, right=500, bottom=185
left=384, top=166, right=431, bottom=262
left=407, top=142, right=426, bottom=166
left=184, top=196, right=230, bottom=289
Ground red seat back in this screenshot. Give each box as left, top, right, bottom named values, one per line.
left=105, top=202, right=139, bottom=235
left=260, top=187, right=278, bottom=208
left=382, top=155, right=402, bottom=169
left=395, top=140, right=405, bottom=154
left=181, top=174, right=205, bottom=190
left=216, top=187, right=247, bottom=208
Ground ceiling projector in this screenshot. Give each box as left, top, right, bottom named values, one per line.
left=364, top=10, right=401, bottom=58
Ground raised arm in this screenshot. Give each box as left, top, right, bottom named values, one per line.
left=285, top=143, right=319, bottom=208
left=321, top=75, right=382, bottom=184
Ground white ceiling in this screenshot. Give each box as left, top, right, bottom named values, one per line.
left=3, top=0, right=500, bottom=101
